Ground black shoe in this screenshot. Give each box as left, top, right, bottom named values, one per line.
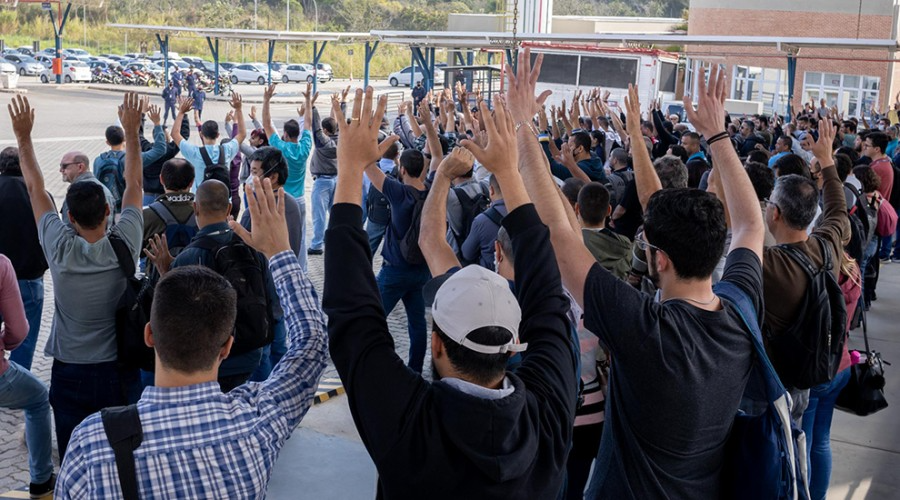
left=307, top=248, right=323, bottom=255
left=30, top=473, right=55, bottom=499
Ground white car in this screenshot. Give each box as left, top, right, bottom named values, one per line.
left=314, top=63, right=333, bottom=81
left=388, top=66, right=444, bottom=87
left=0, top=61, right=15, bottom=74
left=40, top=60, right=91, bottom=83
left=61, top=48, right=90, bottom=59
left=281, top=63, right=326, bottom=83
left=230, top=63, right=282, bottom=85
left=3, top=54, right=44, bottom=76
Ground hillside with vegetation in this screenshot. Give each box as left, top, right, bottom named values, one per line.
left=0, top=0, right=688, bottom=77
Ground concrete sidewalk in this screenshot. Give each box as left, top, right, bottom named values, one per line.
left=268, top=265, right=900, bottom=500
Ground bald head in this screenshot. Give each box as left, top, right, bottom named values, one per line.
left=60, top=151, right=91, bottom=183
left=194, top=180, right=231, bottom=222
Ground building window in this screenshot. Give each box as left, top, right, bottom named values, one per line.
left=732, top=66, right=789, bottom=116
left=803, top=72, right=879, bottom=118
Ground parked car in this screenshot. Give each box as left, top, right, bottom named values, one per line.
left=182, top=56, right=206, bottom=67
left=150, top=51, right=181, bottom=61
left=99, top=53, right=126, bottom=62
left=229, top=63, right=281, bottom=85
left=3, top=54, right=44, bottom=76
left=0, top=61, right=15, bottom=74
left=16, top=47, right=35, bottom=57
left=199, top=61, right=230, bottom=78
left=388, top=65, right=444, bottom=87
left=220, top=62, right=238, bottom=72
left=281, top=63, right=314, bottom=83
left=125, top=61, right=164, bottom=77
left=314, top=62, right=333, bottom=81
left=0, top=49, right=18, bottom=57
left=40, top=59, right=91, bottom=83
left=62, top=48, right=91, bottom=58
left=39, top=47, right=58, bottom=56
left=34, top=55, right=53, bottom=68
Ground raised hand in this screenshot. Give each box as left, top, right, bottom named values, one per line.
left=459, top=98, right=517, bottom=175
left=229, top=91, right=243, bottom=110
left=249, top=105, right=257, bottom=121
left=120, top=92, right=143, bottom=134
left=301, top=82, right=318, bottom=105
left=682, top=63, right=727, bottom=139
left=177, top=96, right=194, bottom=114
left=143, top=234, right=174, bottom=275
left=418, top=98, right=432, bottom=124
left=225, top=110, right=234, bottom=123
left=7, top=95, right=34, bottom=138
left=624, top=84, right=643, bottom=135
left=332, top=87, right=399, bottom=173
left=341, top=85, right=351, bottom=102
left=229, top=176, right=291, bottom=260
left=148, top=104, right=162, bottom=126
left=437, top=147, right=476, bottom=181
left=812, top=118, right=836, bottom=164
left=263, top=83, right=277, bottom=102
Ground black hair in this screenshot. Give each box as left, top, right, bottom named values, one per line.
left=867, top=131, right=889, bottom=154
left=65, top=181, right=108, bottom=229
left=200, top=120, right=219, bottom=141
left=160, top=158, right=195, bottom=191
left=433, top=323, right=511, bottom=386
left=643, top=188, right=726, bottom=280
left=854, top=165, right=882, bottom=194
left=771, top=174, right=819, bottom=230
left=400, top=149, right=425, bottom=178
left=746, top=150, right=770, bottom=166
left=774, top=153, right=810, bottom=179
left=777, top=135, right=793, bottom=149
left=836, top=146, right=859, bottom=164
left=249, top=146, right=289, bottom=186
left=745, top=161, right=775, bottom=201
left=842, top=120, right=857, bottom=133
left=322, top=117, right=338, bottom=135
left=577, top=182, right=611, bottom=226
left=382, top=141, right=400, bottom=160
left=150, top=265, right=237, bottom=373
left=561, top=177, right=586, bottom=207
left=0, top=147, right=20, bottom=175
left=669, top=145, right=689, bottom=164
left=834, top=153, right=853, bottom=182
left=105, top=125, right=125, bottom=146
left=283, top=119, right=300, bottom=140
left=569, top=131, right=592, bottom=155
left=682, top=131, right=701, bottom=143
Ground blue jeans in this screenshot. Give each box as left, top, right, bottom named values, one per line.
left=892, top=225, right=900, bottom=260
left=801, top=367, right=852, bottom=500
left=49, top=360, right=141, bottom=458
left=296, top=195, right=308, bottom=273
left=878, top=233, right=894, bottom=260
left=310, top=176, right=336, bottom=251
left=0, top=361, right=52, bottom=484
left=367, top=220, right=387, bottom=257
left=249, top=317, right=287, bottom=382
left=9, top=278, right=44, bottom=371
left=376, top=264, right=431, bottom=373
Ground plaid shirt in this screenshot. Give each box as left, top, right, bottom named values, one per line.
left=56, top=251, right=328, bottom=499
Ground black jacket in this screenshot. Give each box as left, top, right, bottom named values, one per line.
left=0, top=175, right=48, bottom=280
left=323, top=203, right=577, bottom=500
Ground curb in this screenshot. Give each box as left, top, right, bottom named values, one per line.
left=0, top=488, right=30, bottom=498
left=313, top=377, right=345, bottom=405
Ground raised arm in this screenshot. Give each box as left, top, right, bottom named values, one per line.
left=684, top=64, right=764, bottom=260
left=231, top=92, right=246, bottom=145
left=419, top=149, right=474, bottom=276
left=171, top=96, right=193, bottom=146
left=302, top=83, right=316, bottom=132
left=419, top=99, right=443, bottom=173
left=624, top=86, right=663, bottom=211
left=262, top=84, right=277, bottom=138
left=140, top=104, right=168, bottom=166
left=8, top=96, right=55, bottom=221
left=405, top=101, right=423, bottom=138
left=119, top=92, right=144, bottom=211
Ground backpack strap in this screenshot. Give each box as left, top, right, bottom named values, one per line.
left=483, top=206, right=503, bottom=226
left=198, top=146, right=215, bottom=169
left=101, top=404, right=143, bottom=500
left=148, top=201, right=196, bottom=227
left=217, top=145, right=227, bottom=167
left=109, top=233, right=136, bottom=278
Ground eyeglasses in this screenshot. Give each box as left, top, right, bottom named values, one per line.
left=763, top=198, right=780, bottom=210
left=59, top=162, right=81, bottom=170
left=635, top=233, right=663, bottom=253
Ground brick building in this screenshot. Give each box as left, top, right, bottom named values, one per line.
left=687, top=0, right=899, bottom=117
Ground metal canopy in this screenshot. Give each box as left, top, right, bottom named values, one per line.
left=108, top=24, right=370, bottom=43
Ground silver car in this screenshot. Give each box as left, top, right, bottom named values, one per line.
left=3, top=54, right=44, bottom=76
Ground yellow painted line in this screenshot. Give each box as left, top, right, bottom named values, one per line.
left=313, top=378, right=345, bottom=405
left=0, top=489, right=38, bottom=499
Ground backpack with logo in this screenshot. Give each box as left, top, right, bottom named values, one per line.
left=766, top=236, right=848, bottom=390
left=198, top=145, right=231, bottom=186
left=714, top=280, right=810, bottom=500
left=147, top=201, right=198, bottom=281
left=606, top=169, right=634, bottom=209
left=398, top=190, right=428, bottom=266
left=188, top=233, right=272, bottom=354
left=450, top=183, right=491, bottom=253
left=108, top=233, right=155, bottom=372
left=94, top=151, right=126, bottom=213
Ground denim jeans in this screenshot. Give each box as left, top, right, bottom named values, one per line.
left=310, top=176, right=336, bottom=251
left=892, top=225, right=900, bottom=260
left=296, top=195, right=308, bottom=273
left=367, top=220, right=388, bottom=257
left=249, top=317, right=287, bottom=382
left=801, top=368, right=852, bottom=500
left=878, top=232, right=894, bottom=260
left=376, top=263, right=431, bottom=373
left=0, top=361, right=52, bottom=484
left=49, top=360, right=141, bottom=458
left=9, top=278, right=44, bottom=371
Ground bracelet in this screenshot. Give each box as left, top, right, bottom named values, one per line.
left=706, top=131, right=730, bottom=145
left=515, top=120, right=539, bottom=137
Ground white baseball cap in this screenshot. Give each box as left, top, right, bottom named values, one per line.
left=431, top=265, right=526, bottom=355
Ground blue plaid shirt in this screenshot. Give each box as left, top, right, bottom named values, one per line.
left=56, top=251, right=328, bottom=499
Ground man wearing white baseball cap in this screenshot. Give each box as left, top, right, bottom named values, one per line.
left=323, top=88, right=578, bottom=499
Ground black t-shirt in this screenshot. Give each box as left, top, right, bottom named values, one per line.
left=584, top=248, right=761, bottom=499
left=612, top=179, right=642, bottom=240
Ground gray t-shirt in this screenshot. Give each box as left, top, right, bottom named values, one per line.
left=39, top=207, right=143, bottom=364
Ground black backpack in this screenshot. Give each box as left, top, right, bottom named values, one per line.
left=188, top=233, right=273, bottom=355
left=606, top=169, right=634, bottom=209
left=109, top=233, right=155, bottom=372
left=366, top=170, right=396, bottom=226
left=95, top=151, right=126, bottom=213
left=398, top=191, right=428, bottom=266
left=451, top=183, right=491, bottom=251
left=147, top=202, right=198, bottom=282
left=198, top=145, right=230, bottom=186
left=765, top=236, right=848, bottom=390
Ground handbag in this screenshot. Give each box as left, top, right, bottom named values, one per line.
left=835, top=308, right=889, bottom=416
left=873, top=192, right=898, bottom=238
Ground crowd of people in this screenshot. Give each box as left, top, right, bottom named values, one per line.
left=0, top=47, right=895, bottom=498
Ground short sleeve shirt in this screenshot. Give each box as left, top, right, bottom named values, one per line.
left=269, top=131, right=313, bottom=198
left=179, top=139, right=240, bottom=190
left=39, top=207, right=143, bottom=363
left=380, top=177, right=428, bottom=267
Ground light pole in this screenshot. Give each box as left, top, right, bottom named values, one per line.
left=286, top=0, right=290, bottom=62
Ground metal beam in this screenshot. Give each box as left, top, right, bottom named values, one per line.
left=364, top=41, right=379, bottom=88
left=410, top=47, right=429, bottom=91
left=267, top=40, right=276, bottom=85
left=49, top=3, right=73, bottom=84
left=157, top=33, right=169, bottom=88
left=206, top=36, right=220, bottom=96
left=312, top=41, right=328, bottom=94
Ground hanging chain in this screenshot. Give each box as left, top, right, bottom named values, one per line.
left=512, top=0, right=519, bottom=47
